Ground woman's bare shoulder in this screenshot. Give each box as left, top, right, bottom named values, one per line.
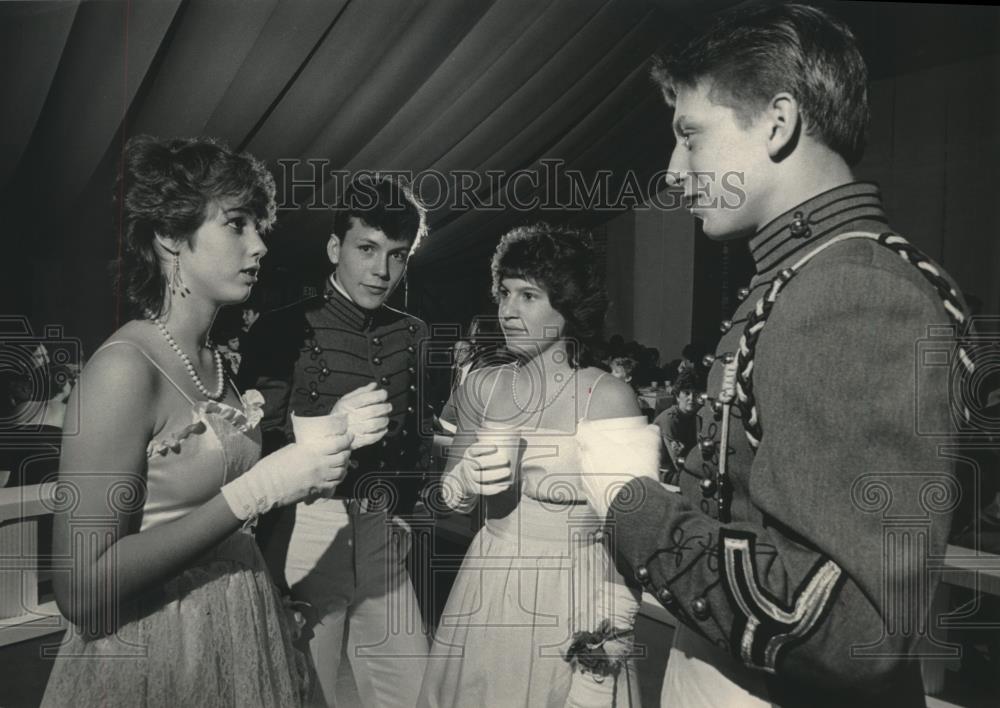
left=81, top=323, right=161, bottom=402
left=60, top=324, right=161, bottom=475
left=578, top=367, right=640, bottom=420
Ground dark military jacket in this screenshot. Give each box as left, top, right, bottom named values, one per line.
left=609, top=183, right=961, bottom=705
left=240, top=279, right=432, bottom=514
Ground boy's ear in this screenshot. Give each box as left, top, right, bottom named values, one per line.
left=764, top=91, right=801, bottom=159
left=327, top=234, right=341, bottom=265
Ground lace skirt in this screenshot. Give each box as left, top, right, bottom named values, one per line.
left=41, top=530, right=308, bottom=708
left=418, top=496, right=639, bottom=708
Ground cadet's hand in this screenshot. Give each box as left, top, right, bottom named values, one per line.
left=332, top=382, right=393, bottom=449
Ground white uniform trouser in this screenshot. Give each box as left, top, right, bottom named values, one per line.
left=662, top=623, right=772, bottom=707
left=281, top=498, right=428, bottom=708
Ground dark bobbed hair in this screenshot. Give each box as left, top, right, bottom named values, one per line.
left=116, top=135, right=277, bottom=319
left=673, top=367, right=705, bottom=395
left=651, top=2, right=869, bottom=166
left=331, top=175, right=428, bottom=251
left=491, top=223, right=608, bottom=368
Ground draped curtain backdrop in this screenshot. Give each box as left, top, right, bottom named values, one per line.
left=0, top=0, right=997, bottom=354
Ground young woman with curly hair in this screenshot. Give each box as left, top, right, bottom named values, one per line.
left=42, top=136, right=356, bottom=707
left=419, top=224, right=660, bottom=707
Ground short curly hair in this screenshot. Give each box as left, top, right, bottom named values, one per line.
left=491, top=223, right=608, bottom=367
left=115, top=135, right=277, bottom=319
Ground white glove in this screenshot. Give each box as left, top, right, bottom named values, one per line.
left=565, top=582, right=640, bottom=707
left=221, top=433, right=354, bottom=521
left=331, top=381, right=392, bottom=449
left=577, top=417, right=659, bottom=519
left=440, top=443, right=514, bottom=511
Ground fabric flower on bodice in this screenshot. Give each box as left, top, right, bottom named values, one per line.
left=194, top=389, right=265, bottom=434
left=145, top=390, right=265, bottom=458
left=146, top=418, right=206, bottom=458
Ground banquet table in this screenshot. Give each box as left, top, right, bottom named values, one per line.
left=638, top=387, right=674, bottom=416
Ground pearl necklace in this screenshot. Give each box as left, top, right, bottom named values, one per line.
left=152, top=317, right=225, bottom=401
left=511, top=365, right=575, bottom=414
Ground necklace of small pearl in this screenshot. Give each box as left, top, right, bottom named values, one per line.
left=511, top=364, right=575, bottom=414
left=152, top=317, right=225, bottom=401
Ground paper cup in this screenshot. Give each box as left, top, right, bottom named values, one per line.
left=291, top=411, right=347, bottom=448
left=476, top=422, right=521, bottom=485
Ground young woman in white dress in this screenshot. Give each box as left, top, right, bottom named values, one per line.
left=420, top=224, right=659, bottom=707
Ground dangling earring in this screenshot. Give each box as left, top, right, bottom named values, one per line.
left=169, top=251, right=191, bottom=298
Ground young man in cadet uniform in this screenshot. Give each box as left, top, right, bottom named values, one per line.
left=581, top=4, right=967, bottom=706
left=241, top=175, right=432, bottom=707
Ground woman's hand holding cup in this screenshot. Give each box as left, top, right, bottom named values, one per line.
left=290, top=411, right=355, bottom=499
left=440, top=424, right=521, bottom=511
left=461, top=425, right=520, bottom=496
left=290, top=411, right=354, bottom=482
left=456, top=444, right=512, bottom=497
left=220, top=413, right=354, bottom=520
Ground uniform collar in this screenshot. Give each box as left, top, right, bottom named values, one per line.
left=322, top=276, right=376, bottom=331
left=748, top=181, right=888, bottom=277
left=329, top=273, right=354, bottom=303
